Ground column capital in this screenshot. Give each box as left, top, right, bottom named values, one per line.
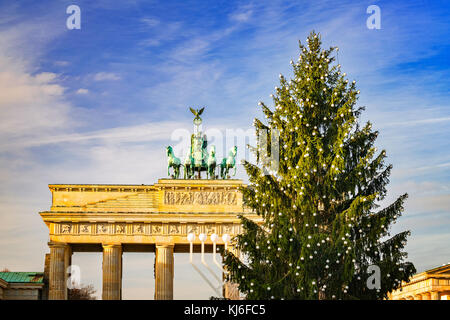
left=102, top=243, right=122, bottom=249
left=431, top=291, right=440, bottom=300
left=48, top=241, right=69, bottom=248
left=155, top=243, right=174, bottom=249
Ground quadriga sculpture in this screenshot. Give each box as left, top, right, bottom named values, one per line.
left=220, top=146, right=237, bottom=179
left=183, top=150, right=194, bottom=179
left=166, top=107, right=237, bottom=179
left=207, top=145, right=217, bottom=179
left=166, top=146, right=182, bottom=179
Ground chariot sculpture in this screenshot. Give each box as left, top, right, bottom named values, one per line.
left=166, top=107, right=237, bottom=179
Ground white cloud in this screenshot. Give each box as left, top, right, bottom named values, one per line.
left=93, top=72, right=121, bottom=81
left=138, top=21, right=182, bottom=48
left=140, top=17, right=160, bottom=27
left=0, top=121, right=185, bottom=151
left=0, top=7, right=85, bottom=274
left=0, top=55, right=72, bottom=140
left=54, top=60, right=69, bottom=67
left=230, top=8, right=253, bottom=23
left=76, top=88, right=89, bottom=94
left=140, top=38, right=161, bottom=47
left=381, top=117, right=450, bottom=128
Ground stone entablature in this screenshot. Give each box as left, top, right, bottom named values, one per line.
left=43, top=218, right=244, bottom=245
left=48, top=179, right=250, bottom=214
left=41, top=179, right=256, bottom=246
left=50, top=184, right=157, bottom=212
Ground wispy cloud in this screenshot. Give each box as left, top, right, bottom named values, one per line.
left=140, top=17, right=160, bottom=27
left=0, top=121, right=184, bottom=150
left=382, top=117, right=450, bottom=127
left=93, top=72, right=121, bottom=81
left=0, top=54, right=72, bottom=140
left=76, top=88, right=89, bottom=94
left=138, top=21, right=182, bottom=48
left=54, top=60, right=69, bottom=67
left=229, top=5, right=253, bottom=22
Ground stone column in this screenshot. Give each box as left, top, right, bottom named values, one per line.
left=431, top=291, right=440, bottom=300
left=223, top=247, right=240, bottom=300
left=154, top=244, right=174, bottom=300
left=102, top=244, right=122, bottom=300
left=48, top=242, right=70, bottom=300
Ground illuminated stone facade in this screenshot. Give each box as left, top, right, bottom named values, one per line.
left=39, top=179, right=261, bottom=300
left=389, top=264, right=450, bottom=300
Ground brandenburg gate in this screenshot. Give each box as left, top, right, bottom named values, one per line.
left=40, top=179, right=260, bottom=300
left=39, top=107, right=263, bottom=300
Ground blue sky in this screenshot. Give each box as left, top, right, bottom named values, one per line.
left=0, top=0, right=449, bottom=299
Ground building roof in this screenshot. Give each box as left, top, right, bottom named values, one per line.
left=424, top=263, right=450, bottom=275
left=0, top=272, right=44, bottom=284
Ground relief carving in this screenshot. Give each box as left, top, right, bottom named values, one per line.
left=222, top=224, right=233, bottom=234
left=205, top=224, right=215, bottom=235
left=152, top=224, right=162, bottom=234
left=116, top=224, right=125, bottom=234
left=187, top=224, right=198, bottom=234
left=80, top=224, right=90, bottom=234
left=169, top=224, right=180, bottom=234
left=97, top=224, right=108, bottom=234
left=164, top=190, right=238, bottom=206
left=61, top=224, right=71, bottom=234
left=135, top=224, right=144, bottom=234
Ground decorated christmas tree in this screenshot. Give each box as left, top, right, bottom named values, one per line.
left=222, top=31, right=416, bottom=300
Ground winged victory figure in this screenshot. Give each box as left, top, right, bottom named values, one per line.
left=189, top=107, right=205, bottom=122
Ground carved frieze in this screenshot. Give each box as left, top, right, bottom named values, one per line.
left=169, top=224, right=180, bottom=235
left=152, top=224, right=162, bottom=234
left=97, top=223, right=109, bottom=234
left=115, top=224, right=125, bottom=234
left=205, top=224, right=216, bottom=235
left=54, top=222, right=240, bottom=236
left=187, top=224, right=199, bottom=235
left=80, top=224, right=90, bottom=234
left=164, top=190, right=238, bottom=206
left=61, top=224, right=72, bottom=234
left=134, top=224, right=144, bottom=234
left=222, top=224, right=233, bottom=235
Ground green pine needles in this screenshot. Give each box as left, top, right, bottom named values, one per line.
left=221, top=31, right=416, bottom=300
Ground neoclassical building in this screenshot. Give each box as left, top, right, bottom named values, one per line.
left=0, top=272, right=45, bottom=300
left=39, top=179, right=261, bottom=300
left=389, top=264, right=450, bottom=300
left=38, top=177, right=450, bottom=300
left=38, top=108, right=263, bottom=300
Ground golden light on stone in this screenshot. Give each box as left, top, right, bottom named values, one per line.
left=388, top=264, right=450, bottom=300
left=40, top=179, right=262, bottom=300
